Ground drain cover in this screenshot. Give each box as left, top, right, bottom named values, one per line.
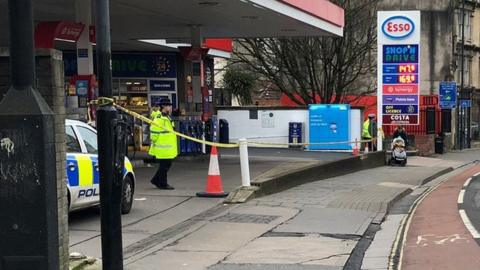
left=213, top=213, right=280, bottom=224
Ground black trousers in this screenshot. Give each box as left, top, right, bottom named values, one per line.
left=151, top=159, right=173, bottom=187
left=362, top=137, right=376, bottom=151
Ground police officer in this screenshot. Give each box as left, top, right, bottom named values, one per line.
left=150, top=102, right=161, bottom=120
left=362, top=113, right=377, bottom=151
left=149, top=98, right=177, bottom=190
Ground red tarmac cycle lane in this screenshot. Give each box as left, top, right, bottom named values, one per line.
left=402, top=165, right=480, bottom=270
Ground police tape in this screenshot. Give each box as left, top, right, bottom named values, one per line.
left=246, top=139, right=374, bottom=147
left=90, top=97, right=239, bottom=148
left=90, top=97, right=374, bottom=149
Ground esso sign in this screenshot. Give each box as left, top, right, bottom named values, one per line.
left=382, top=16, right=415, bottom=39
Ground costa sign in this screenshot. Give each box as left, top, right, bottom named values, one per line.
left=382, top=16, right=415, bottom=39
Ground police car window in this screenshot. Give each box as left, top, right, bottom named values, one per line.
left=66, top=126, right=82, bottom=153
left=77, top=126, right=98, bottom=154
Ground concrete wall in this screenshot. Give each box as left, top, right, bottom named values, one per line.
left=0, top=49, right=69, bottom=270
left=218, top=108, right=309, bottom=146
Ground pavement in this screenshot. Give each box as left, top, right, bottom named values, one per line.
left=68, top=149, right=480, bottom=270
left=68, top=149, right=348, bottom=262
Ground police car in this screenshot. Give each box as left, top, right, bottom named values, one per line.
left=66, top=119, right=135, bottom=214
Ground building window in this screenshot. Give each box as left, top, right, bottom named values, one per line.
left=456, top=55, right=472, bottom=86
left=457, top=9, right=473, bottom=42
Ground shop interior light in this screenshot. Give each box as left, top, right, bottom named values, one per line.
left=134, top=82, right=141, bottom=85
left=126, top=82, right=132, bottom=85
left=55, top=38, right=76, bottom=43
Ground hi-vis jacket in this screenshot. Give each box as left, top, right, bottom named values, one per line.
left=149, top=114, right=178, bottom=159
left=362, top=119, right=372, bottom=139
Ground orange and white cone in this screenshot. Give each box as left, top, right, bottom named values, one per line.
left=196, top=146, right=229, bottom=198
left=352, top=139, right=359, bottom=156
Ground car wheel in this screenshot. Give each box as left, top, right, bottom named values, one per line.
left=121, top=175, right=134, bottom=214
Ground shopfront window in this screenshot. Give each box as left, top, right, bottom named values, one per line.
left=115, top=79, right=149, bottom=113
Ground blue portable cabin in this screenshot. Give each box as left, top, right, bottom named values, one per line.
left=308, top=104, right=351, bottom=150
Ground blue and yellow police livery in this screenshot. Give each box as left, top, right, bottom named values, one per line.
left=66, top=120, right=136, bottom=214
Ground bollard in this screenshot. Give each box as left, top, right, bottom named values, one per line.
left=239, top=138, right=251, bottom=187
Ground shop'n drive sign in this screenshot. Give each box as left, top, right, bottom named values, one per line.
left=378, top=11, right=420, bottom=126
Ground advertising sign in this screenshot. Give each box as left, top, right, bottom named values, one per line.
left=378, top=11, right=420, bottom=128
left=64, top=52, right=177, bottom=78
left=76, top=80, right=88, bottom=96
left=439, top=81, right=457, bottom=109
left=150, top=80, right=176, bottom=91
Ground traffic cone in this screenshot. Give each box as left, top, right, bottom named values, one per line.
left=352, top=139, right=359, bottom=156
left=196, top=146, right=229, bottom=198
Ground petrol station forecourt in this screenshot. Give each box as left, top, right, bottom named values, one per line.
left=3, top=1, right=480, bottom=270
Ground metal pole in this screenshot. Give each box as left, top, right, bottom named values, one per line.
left=239, top=138, right=251, bottom=187
left=460, top=0, right=466, bottom=150
left=9, top=0, right=35, bottom=89
left=95, top=0, right=123, bottom=269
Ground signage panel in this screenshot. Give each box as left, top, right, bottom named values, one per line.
left=378, top=11, right=420, bottom=126
left=383, top=95, right=418, bottom=105
left=439, top=81, right=457, bottom=109
left=382, top=84, right=418, bottom=95
left=150, top=80, right=176, bottom=91
left=383, top=114, right=418, bottom=125
left=383, top=105, right=418, bottom=114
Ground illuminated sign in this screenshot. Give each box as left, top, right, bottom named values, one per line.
left=378, top=11, right=420, bottom=127
left=383, top=64, right=418, bottom=74
left=382, top=84, right=418, bottom=95
left=383, top=114, right=418, bottom=125
left=383, top=45, right=418, bottom=63
left=383, top=95, right=418, bottom=105
left=381, top=16, right=415, bottom=39
left=383, top=105, right=418, bottom=114
left=383, top=74, right=417, bottom=84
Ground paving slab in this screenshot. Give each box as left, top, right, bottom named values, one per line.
left=274, top=207, right=375, bottom=236
left=126, top=250, right=229, bottom=270
left=164, top=222, right=274, bottom=252
left=70, top=232, right=150, bottom=259
left=209, top=264, right=342, bottom=270
left=124, top=197, right=221, bottom=234
left=407, top=156, right=463, bottom=169
left=223, top=235, right=356, bottom=266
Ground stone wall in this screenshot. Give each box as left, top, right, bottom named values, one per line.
left=414, top=134, right=436, bottom=156
left=0, top=48, right=69, bottom=270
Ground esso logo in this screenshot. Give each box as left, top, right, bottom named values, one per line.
left=382, top=16, right=415, bottom=39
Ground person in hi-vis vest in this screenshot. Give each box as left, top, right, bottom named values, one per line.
left=362, top=114, right=377, bottom=151
left=150, top=103, right=160, bottom=120
left=149, top=98, right=178, bottom=190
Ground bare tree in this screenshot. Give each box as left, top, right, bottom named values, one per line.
left=233, top=0, right=379, bottom=105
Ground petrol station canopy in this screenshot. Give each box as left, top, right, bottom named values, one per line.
left=0, top=0, right=344, bottom=51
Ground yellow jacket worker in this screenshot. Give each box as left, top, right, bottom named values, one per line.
left=149, top=98, right=178, bottom=190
